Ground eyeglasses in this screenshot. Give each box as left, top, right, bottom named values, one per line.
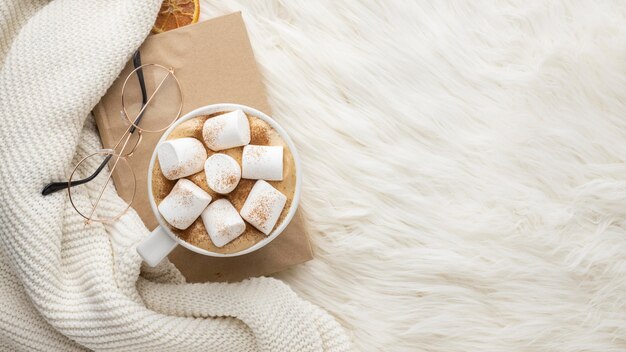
left=42, top=51, right=183, bottom=224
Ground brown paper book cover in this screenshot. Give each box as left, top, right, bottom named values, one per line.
left=93, top=12, right=312, bottom=282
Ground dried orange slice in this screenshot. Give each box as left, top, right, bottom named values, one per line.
left=152, top=0, right=200, bottom=34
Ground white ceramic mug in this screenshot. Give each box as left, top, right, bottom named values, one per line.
left=136, top=103, right=302, bottom=266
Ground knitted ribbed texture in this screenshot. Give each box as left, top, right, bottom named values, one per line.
left=0, top=1, right=352, bottom=351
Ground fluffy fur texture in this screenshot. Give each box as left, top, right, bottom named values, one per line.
left=201, top=1, right=626, bottom=351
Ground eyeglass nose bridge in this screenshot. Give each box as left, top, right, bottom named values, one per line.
left=100, top=123, right=142, bottom=159
left=121, top=129, right=142, bottom=157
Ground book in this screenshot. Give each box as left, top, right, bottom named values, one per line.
left=93, top=12, right=313, bottom=282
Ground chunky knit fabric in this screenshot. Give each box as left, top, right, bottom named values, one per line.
left=0, top=1, right=351, bottom=351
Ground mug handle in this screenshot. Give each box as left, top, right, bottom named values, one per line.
left=136, top=226, right=177, bottom=267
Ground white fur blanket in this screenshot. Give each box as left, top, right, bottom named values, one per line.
left=0, top=1, right=350, bottom=351
left=201, top=1, right=625, bottom=351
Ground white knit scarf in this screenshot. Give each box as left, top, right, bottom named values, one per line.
left=0, top=1, right=351, bottom=351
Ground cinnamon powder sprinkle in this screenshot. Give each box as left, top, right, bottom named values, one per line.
left=250, top=122, right=270, bottom=145
left=174, top=184, right=194, bottom=207
left=202, top=118, right=225, bottom=149
left=206, top=156, right=240, bottom=193
left=224, top=174, right=238, bottom=188
left=165, top=156, right=201, bottom=180
left=247, top=193, right=274, bottom=228
left=211, top=168, right=239, bottom=192
left=164, top=181, right=195, bottom=228
left=245, top=145, right=267, bottom=161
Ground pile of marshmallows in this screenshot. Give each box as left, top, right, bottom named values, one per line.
left=156, top=110, right=286, bottom=247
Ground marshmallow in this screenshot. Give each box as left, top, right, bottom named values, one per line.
left=204, top=153, right=241, bottom=194
left=158, top=179, right=212, bottom=230
left=201, top=199, right=246, bottom=247
left=157, top=138, right=207, bottom=180
left=240, top=180, right=287, bottom=235
left=241, top=145, right=283, bottom=181
left=202, top=110, right=251, bottom=151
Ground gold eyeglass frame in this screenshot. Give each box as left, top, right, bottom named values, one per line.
left=68, top=63, right=183, bottom=224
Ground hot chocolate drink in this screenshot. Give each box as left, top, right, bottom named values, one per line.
left=151, top=111, right=297, bottom=254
